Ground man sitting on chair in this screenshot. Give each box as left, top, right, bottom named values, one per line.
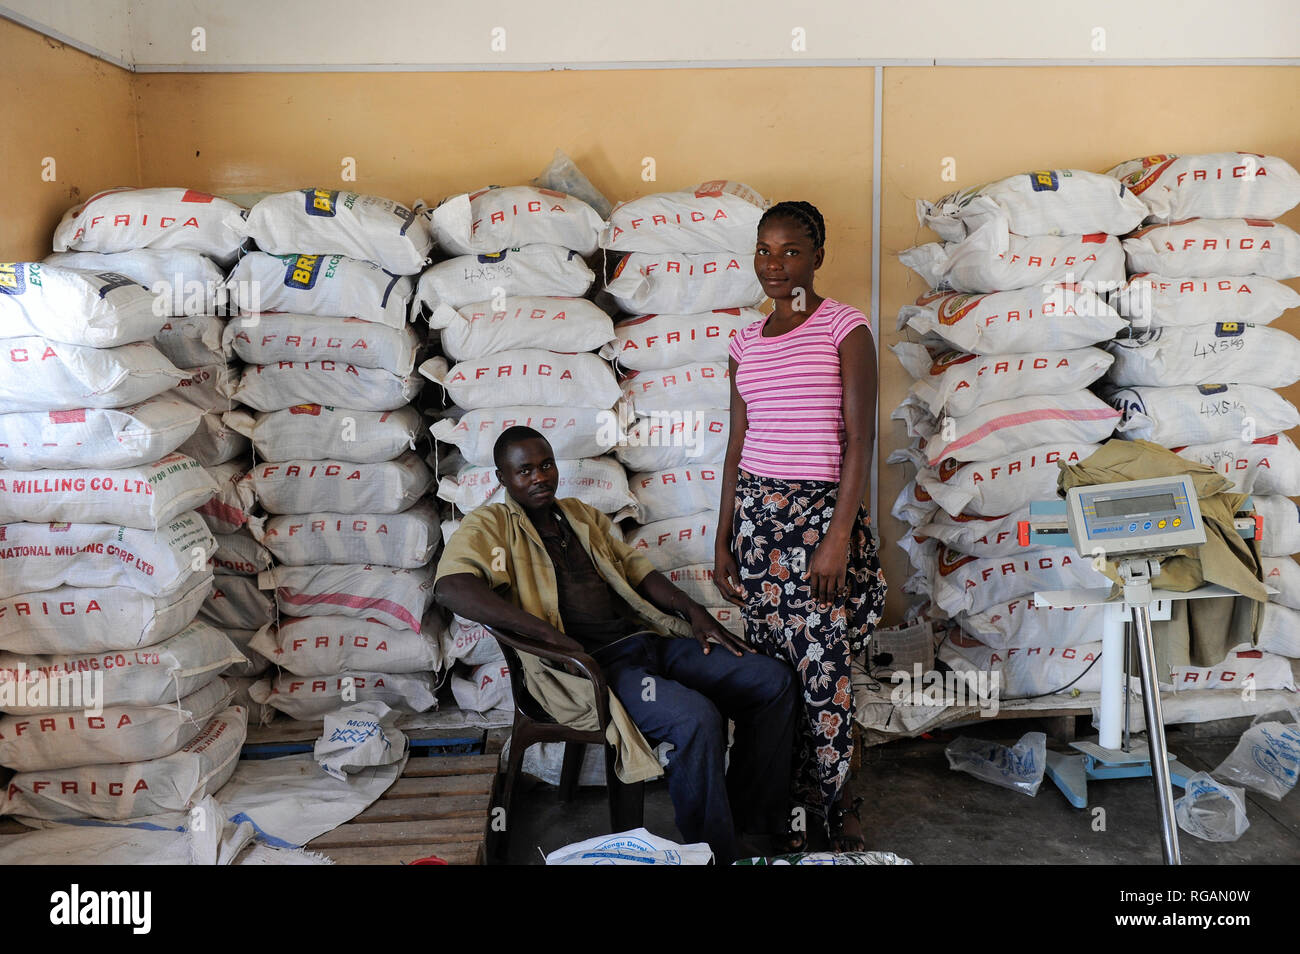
left=434, top=426, right=799, bottom=863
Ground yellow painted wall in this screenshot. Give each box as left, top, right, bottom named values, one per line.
left=129, top=67, right=874, bottom=317
left=4, top=27, right=1297, bottom=625
left=0, top=18, right=138, bottom=259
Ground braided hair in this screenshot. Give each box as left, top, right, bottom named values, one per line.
left=758, top=200, right=826, bottom=250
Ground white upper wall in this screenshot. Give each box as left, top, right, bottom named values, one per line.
left=1, top=0, right=132, bottom=66
left=5, top=0, right=1299, bottom=68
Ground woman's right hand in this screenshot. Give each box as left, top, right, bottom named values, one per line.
left=713, top=550, right=748, bottom=607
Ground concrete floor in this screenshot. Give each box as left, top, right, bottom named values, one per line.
left=500, top=716, right=1300, bottom=865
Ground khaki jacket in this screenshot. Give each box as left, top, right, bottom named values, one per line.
left=435, top=494, right=693, bottom=783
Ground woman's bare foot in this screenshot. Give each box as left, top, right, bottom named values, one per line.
left=829, top=794, right=865, bottom=853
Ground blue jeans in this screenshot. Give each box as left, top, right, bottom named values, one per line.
left=594, top=632, right=800, bottom=864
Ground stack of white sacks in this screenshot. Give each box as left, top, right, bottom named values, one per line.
left=0, top=187, right=253, bottom=822
left=599, top=182, right=769, bottom=639
left=417, top=185, right=631, bottom=714
left=222, top=189, right=443, bottom=722
left=1103, top=152, right=1300, bottom=685
left=893, top=170, right=1146, bottom=699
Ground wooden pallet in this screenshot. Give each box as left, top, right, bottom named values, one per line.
left=243, top=719, right=488, bottom=757
left=306, top=754, right=498, bottom=865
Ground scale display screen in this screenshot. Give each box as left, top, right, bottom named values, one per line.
left=1093, top=493, right=1177, bottom=519
left=1065, top=474, right=1207, bottom=557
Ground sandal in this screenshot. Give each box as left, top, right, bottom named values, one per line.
left=828, top=795, right=865, bottom=853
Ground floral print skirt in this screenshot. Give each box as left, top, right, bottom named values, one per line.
left=732, top=469, right=887, bottom=821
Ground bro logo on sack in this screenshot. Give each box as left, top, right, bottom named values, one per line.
left=305, top=188, right=339, bottom=217
left=283, top=254, right=323, bottom=290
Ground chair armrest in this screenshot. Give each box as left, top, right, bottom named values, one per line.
left=485, top=625, right=612, bottom=728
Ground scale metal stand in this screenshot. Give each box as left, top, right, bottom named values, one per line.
left=1021, top=474, right=1267, bottom=867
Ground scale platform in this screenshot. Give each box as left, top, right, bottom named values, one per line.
left=1046, top=741, right=1197, bottom=810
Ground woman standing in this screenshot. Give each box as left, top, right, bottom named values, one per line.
left=713, top=200, right=886, bottom=851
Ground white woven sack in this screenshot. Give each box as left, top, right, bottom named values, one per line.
left=897, top=284, right=1125, bottom=356
left=0, top=620, right=242, bottom=713
left=251, top=615, right=442, bottom=676
left=1123, top=219, right=1300, bottom=280
left=210, top=530, right=274, bottom=576
left=226, top=403, right=420, bottom=463
left=940, top=638, right=1103, bottom=697
left=1261, top=557, right=1300, bottom=611
left=602, top=308, right=759, bottom=371
left=173, top=361, right=237, bottom=414
left=1257, top=603, right=1300, bottom=657
left=1, top=706, right=247, bottom=821
left=219, top=628, right=271, bottom=678
left=605, top=251, right=764, bottom=315
left=432, top=186, right=602, bottom=257
left=914, top=443, right=1099, bottom=517
left=450, top=661, right=511, bottom=713
left=195, top=459, right=254, bottom=535
left=890, top=477, right=940, bottom=526
left=931, top=546, right=1110, bottom=617
left=629, top=465, right=722, bottom=523
left=0, top=574, right=211, bottom=655
left=242, top=189, right=433, bottom=274
left=894, top=344, right=1113, bottom=417
left=223, top=313, right=420, bottom=374
left=51, top=188, right=247, bottom=267
left=1111, top=273, right=1300, bottom=328
left=430, top=296, right=614, bottom=361
left=621, top=362, right=730, bottom=414
left=1254, top=495, right=1300, bottom=558
left=710, top=605, right=744, bottom=638
left=1105, top=383, right=1300, bottom=447
left=416, top=245, right=594, bottom=313
left=432, top=405, right=619, bottom=467
left=0, top=263, right=162, bottom=348
left=614, top=408, right=730, bottom=471
left=917, top=508, right=1033, bottom=558
left=1107, top=323, right=1300, bottom=389
left=259, top=563, right=436, bottom=634
left=422, top=350, right=621, bottom=410
left=198, top=575, right=275, bottom=631
left=253, top=502, right=441, bottom=569
left=0, top=677, right=232, bottom=772
left=443, top=615, right=506, bottom=667
left=442, top=456, right=637, bottom=516
left=662, top=564, right=724, bottom=608
left=222, top=675, right=277, bottom=727
left=1108, top=153, right=1300, bottom=222
left=176, top=410, right=249, bottom=466
left=625, top=511, right=717, bottom=571
left=250, top=670, right=436, bottom=720
left=232, top=360, right=422, bottom=413
left=918, top=169, right=1146, bottom=242
left=0, top=511, right=214, bottom=600
left=600, top=181, right=768, bottom=254
left=250, top=452, right=432, bottom=516
left=154, top=315, right=226, bottom=367
left=907, top=391, right=1119, bottom=468
left=1171, top=644, right=1296, bottom=692
left=44, top=248, right=227, bottom=317
left=899, top=224, right=1125, bottom=293
left=956, top=598, right=1109, bottom=652
left=227, top=252, right=412, bottom=329
left=0, top=453, right=217, bottom=530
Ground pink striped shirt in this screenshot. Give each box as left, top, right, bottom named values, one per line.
left=729, top=298, right=871, bottom=482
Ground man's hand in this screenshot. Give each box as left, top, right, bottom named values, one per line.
left=685, top=604, right=752, bottom=657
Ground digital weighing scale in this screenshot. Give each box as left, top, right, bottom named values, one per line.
left=1018, top=474, right=1266, bottom=866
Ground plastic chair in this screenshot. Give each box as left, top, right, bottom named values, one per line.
left=486, top=625, right=645, bottom=862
